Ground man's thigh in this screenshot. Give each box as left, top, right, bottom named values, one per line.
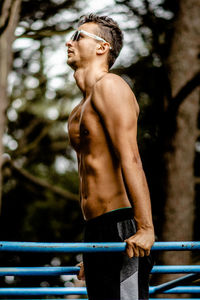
left=83, top=251, right=122, bottom=300
left=83, top=252, right=153, bottom=300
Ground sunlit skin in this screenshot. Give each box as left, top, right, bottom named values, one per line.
left=66, top=22, right=155, bottom=280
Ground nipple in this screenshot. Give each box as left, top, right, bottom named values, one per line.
left=83, top=129, right=89, bottom=136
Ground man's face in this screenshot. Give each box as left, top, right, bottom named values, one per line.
left=66, top=22, right=102, bottom=70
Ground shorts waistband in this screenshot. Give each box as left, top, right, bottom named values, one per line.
left=85, top=207, right=133, bottom=227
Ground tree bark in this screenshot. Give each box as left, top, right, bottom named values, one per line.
left=160, top=0, right=200, bottom=291
left=0, top=0, right=21, bottom=214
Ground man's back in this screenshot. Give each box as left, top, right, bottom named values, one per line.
left=68, top=73, right=140, bottom=220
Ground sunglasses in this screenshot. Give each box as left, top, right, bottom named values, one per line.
left=70, top=29, right=112, bottom=50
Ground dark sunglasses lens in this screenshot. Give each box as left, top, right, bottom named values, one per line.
left=71, top=31, right=79, bottom=41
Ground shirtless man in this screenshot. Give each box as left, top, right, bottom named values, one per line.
left=66, top=14, right=155, bottom=300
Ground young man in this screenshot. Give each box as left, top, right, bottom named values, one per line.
left=66, top=14, right=155, bottom=300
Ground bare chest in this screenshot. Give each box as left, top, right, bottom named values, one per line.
left=68, top=99, right=101, bottom=152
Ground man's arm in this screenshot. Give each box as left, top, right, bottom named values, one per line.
left=92, top=74, right=155, bottom=258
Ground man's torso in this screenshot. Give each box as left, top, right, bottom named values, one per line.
left=68, top=76, right=139, bottom=220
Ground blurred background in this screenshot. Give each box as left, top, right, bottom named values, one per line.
left=0, top=0, right=199, bottom=298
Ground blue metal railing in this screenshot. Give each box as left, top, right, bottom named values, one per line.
left=1, top=265, right=200, bottom=276
left=0, top=241, right=199, bottom=299
left=1, top=241, right=200, bottom=252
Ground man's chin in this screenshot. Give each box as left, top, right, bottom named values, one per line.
left=67, top=58, right=77, bottom=70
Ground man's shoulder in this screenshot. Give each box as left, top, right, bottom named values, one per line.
left=92, top=73, right=133, bottom=105
left=95, top=73, right=130, bottom=92
left=92, top=73, right=139, bottom=117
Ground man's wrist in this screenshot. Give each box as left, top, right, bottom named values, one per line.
left=136, top=226, right=155, bottom=238
left=136, top=224, right=154, bottom=232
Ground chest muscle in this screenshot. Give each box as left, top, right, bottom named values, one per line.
left=68, top=99, right=103, bottom=152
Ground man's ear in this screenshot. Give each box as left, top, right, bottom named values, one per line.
left=96, top=43, right=109, bottom=55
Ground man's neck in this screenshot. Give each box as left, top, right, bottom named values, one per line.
left=74, top=64, right=108, bottom=99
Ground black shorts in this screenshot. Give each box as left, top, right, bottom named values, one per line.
left=83, top=208, right=154, bottom=300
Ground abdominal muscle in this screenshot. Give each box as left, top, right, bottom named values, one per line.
left=79, top=152, right=131, bottom=220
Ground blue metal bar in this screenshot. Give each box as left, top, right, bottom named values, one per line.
left=152, top=241, right=200, bottom=251
left=0, top=286, right=200, bottom=295
left=149, top=286, right=200, bottom=294
left=1, top=265, right=200, bottom=276
left=150, top=273, right=199, bottom=293
left=0, top=265, right=200, bottom=276
left=0, top=266, right=80, bottom=276
left=0, top=287, right=87, bottom=296
left=0, top=241, right=125, bottom=252
left=151, top=265, right=200, bottom=273
left=1, top=241, right=200, bottom=252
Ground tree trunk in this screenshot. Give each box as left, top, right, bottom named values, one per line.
left=159, top=0, right=200, bottom=292
left=0, top=0, right=21, bottom=214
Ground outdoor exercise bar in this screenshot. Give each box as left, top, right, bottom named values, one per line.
left=1, top=241, right=200, bottom=252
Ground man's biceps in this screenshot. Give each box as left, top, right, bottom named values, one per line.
left=111, top=138, right=137, bottom=158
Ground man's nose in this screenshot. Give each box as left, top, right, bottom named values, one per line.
left=66, top=39, right=73, bottom=47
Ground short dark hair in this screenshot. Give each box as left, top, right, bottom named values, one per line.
left=78, top=14, right=123, bottom=69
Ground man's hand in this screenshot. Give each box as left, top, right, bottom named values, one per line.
left=76, top=261, right=85, bottom=280
left=125, top=229, right=155, bottom=258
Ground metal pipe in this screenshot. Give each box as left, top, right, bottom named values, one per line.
left=150, top=273, right=199, bottom=293
left=0, top=266, right=80, bottom=276
left=0, top=286, right=200, bottom=295
left=1, top=265, right=200, bottom=276
left=151, top=265, right=200, bottom=273
left=0, top=242, right=125, bottom=252
left=0, top=287, right=87, bottom=296
left=0, top=241, right=200, bottom=252
left=149, top=286, right=200, bottom=294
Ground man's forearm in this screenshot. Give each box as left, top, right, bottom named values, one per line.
left=121, top=160, right=154, bottom=232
